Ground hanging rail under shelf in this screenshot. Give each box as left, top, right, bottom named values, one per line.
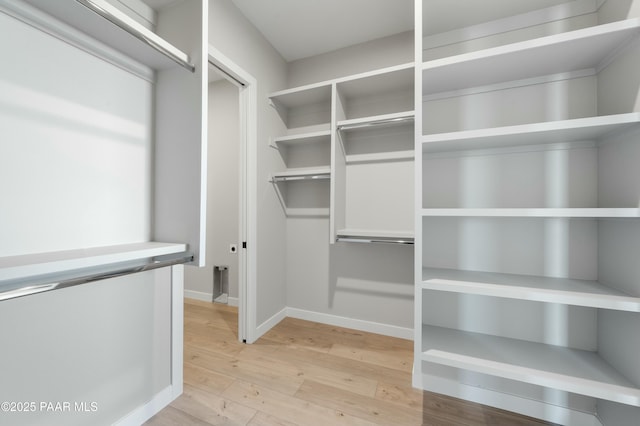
left=0, top=251, right=193, bottom=302
left=76, top=0, right=195, bottom=72
left=336, top=234, right=414, bottom=245
left=271, top=173, right=331, bottom=183
left=337, top=115, right=414, bottom=132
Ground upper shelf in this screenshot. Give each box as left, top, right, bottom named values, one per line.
left=422, top=267, right=640, bottom=312
left=270, top=130, right=331, bottom=149
left=422, top=18, right=640, bottom=95
left=269, top=83, right=332, bottom=110
left=422, top=113, right=640, bottom=153
left=20, top=0, right=194, bottom=71
left=270, top=167, right=331, bottom=183
left=336, top=229, right=414, bottom=245
left=0, top=242, right=188, bottom=283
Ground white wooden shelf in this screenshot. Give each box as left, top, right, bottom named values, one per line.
left=270, top=167, right=331, bottom=182
left=268, top=83, right=332, bottom=110
left=421, top=325, right=640, bottom=407
left=337, top=111, right=414, bottom=132
left=19, top=0, right=192, bottom=71
left=421, top=267, right=640, bottom=312
left=270, top=130, right=331, bottom=149
left=346, top=150, right=414, bottom=164
left=284, top=208, right=330, bottom=218
left=421, top=208, right=640, bottom=218
left=422, top=113, right=640, bottom=153
left=422, top=18, right=640, bottom=95
left=0, top=242, right=188, bottom=282
left=336, top=63, right=414, bottom=99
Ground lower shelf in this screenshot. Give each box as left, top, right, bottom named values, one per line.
left=421, top=325, right=640, bottom=407
left=336, top=229, right=414, bottom=244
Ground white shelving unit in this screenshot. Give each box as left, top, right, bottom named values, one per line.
left=414, top=2, right=640, bottom=425
left=267, top=63, right=415, bottom=243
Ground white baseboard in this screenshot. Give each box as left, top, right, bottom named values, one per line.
left=286, top=307, right=413, bottom=340
left=254, top=307, right=287, bottom=341
left=114, top=385, right=176, bottom=426
left=184, top=289, right=212, bottom=302
left=184, top=290, right=239, bottom=307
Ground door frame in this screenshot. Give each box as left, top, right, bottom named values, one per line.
left=207, top=45, right=257, bottom=343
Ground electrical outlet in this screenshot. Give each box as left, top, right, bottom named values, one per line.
left=229, top=244, right=238, bottom=254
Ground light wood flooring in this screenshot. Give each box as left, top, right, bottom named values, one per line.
left=145, top=299, right=554, bottom=426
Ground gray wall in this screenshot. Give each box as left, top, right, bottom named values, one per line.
left=284, top=33, right=416, bottom=331
left=185, top=79, right=240, bottom=300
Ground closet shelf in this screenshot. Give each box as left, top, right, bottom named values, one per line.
left=422, top=18, right=640, bottom=95
left=21, top=0, right=193, bottom=71
left=421, top=113, right=640, bottom=153
left=284, top=208, right=330, bottom=218
left=270, top=130, right=331, bottom=149
left=346, top=150, right=414, bottom=164
left=420, top=208, right=640, bottom=218
left=270, top=167, right=331, bottom=183
left=268, top=83, right=332, bottom=110
left=421, top=268, right=640, bottom=312
left=0, top=242, right=188, bottom=283
left=336, top=229, right=414, bottom=244
left=421, top=325, right=640, bottom=407
left=337, top=111, right=414, bottom=132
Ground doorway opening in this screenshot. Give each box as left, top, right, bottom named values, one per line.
left=184, top=46, right=257, bottom=344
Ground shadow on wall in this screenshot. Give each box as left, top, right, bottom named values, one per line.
left=327, top=242, right=413, bottom=308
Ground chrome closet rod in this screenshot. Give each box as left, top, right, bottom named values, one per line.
left=271, top=174, right=330, bottom=182
left=336, top=235, right=414, bottom=245
left=337, top=116, right=414, bottom=132
left=76, top=0, right=196, bottom=72
left=0, top=252, right=194, bottom=303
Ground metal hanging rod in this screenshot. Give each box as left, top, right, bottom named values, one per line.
left=336, top=234, right=415, bottom=245
left=76, top=0, right=196, bottom=72
left=271, top=173, right=330, bottom=183
left=208, top=60, right=246, bottom=87
left=0, top=252, right=193, bottom=303
left=337, top=115, right=414, bottom=132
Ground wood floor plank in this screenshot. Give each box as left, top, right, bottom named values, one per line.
left=294, top=379, right=423, bottom=426
left=185, top=345, right=304, bottom=396
left=145, top=405, right=214, bottom=426
left=170, top=383, right=256, bottom=426
left=375, top=381, right=424, bottom=412
left=183, top=363, right=235, bottom=396
left=237, top=344, right=379, bottom=397
left=328, top=342, right=413, bottom=372
left=247, top=412, right=298, bottom=426
left=184, top=322, right=244, bottom=357
left=222, top=380, right=377, bottom=426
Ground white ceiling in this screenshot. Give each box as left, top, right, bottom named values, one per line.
left=231, top=0, right=414, bottom=62
left=231, top=0, right=575, bottom=63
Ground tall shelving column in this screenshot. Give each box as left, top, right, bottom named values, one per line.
left=414, top=1, right=640, bottom=425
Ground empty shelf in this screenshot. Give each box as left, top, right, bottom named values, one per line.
left=421, top=268, right=640, bottom=312
left=421, top=325, right=640, bottom=407
left=422, top=18, right=640, bottom=95
left=0, top=242, right=188, bottom=282
left=268, top=83, right=332, bottom=110
left=271, top=130, right=331, bottom=149
left=346, top=150, right=414, bottom=164
left=337, top=111, right=414, bottom=132
left=421, top=113, right=640, bottom=153
left=421, top=208, right=640, bottom=218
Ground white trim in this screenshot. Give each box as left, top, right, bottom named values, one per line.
left=113, top=385, right=175, bottom=426
left=413, top=372, right=603, bottom=426
left=0, top=0, right=154, bottom=81
left=254, top=307, right=288, bottom=341
left=170, top=265, right=184, bottom=399
left=184, top=289, right=212, bottom=302
left=422, top=69, right=595, bottom=103
left=286, top=308, right=413, bottom=341
left=422, top=0, right=598, bottom=52
left=207, top=45, right=258, bottom=345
